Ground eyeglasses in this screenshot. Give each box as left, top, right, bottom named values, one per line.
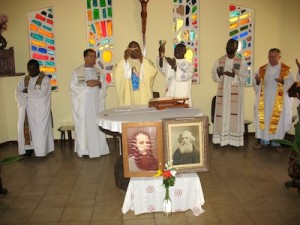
left=86, top=55, right=97, bottom=58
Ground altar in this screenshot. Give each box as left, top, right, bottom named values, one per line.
left=122, top=172, right=205, bottom=216
left=97, top=105, right=203, bottom=134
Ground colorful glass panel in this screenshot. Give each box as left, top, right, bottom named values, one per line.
left=173, top=0, right=200, bottom=84
left=86, top=0, right=114, bottom=86
left=229, top=4, right=254, bottom=86
left=28, top=7, right=57, bottom=91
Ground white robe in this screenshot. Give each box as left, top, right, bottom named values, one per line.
left=15, top=75, right=54, bottom=157
left=70, top=65, right=109, bottom=158
left=157, top=57, right=194, bottom=106
left=253, top=63, right=294, bottom=141
left=211, top=55, right=249, bottom=147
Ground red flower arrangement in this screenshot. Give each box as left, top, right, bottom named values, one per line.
left=155, top=160, right=177, bottom=216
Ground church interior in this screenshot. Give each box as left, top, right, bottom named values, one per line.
left=1, top=0, right=300, bottom=224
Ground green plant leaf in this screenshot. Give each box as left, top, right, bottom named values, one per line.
left=0, top=156, right=22, bottom=165
left=273, top=139, right=299, bottom=152
left=295, top=122, right=300, bottom=147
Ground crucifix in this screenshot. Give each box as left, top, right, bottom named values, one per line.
left=139, top=0, right=149, bottom=55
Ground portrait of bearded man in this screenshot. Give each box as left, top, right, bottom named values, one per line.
left=127, top=131, right=158, bottom=172
left=172, top=130, right=200, bottom=165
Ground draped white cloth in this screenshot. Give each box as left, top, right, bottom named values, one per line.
left=15, top=75, right=54, bottom=157
left=122, top=173, right=205, bottom=216
left=253, top=63, right=294, bottom=140
left=70, top=65, right=109, bottom=158
left=97, top=106, right=203, bottom=134
left=211, top=55, right=249, bottom=147
left=157, top=57, right=194, bottom=106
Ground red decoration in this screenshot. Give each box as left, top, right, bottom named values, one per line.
left=35, top=14, right=46, bottom=21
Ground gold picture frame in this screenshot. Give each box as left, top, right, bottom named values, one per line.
left=122, top=122, right=164, bottom=177
left=162, top=116, right=209, bottom=173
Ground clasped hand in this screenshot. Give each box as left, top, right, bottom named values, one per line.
left=86, top=80, right=101, bottom=88
left=217, top=67, right=235, bottom=78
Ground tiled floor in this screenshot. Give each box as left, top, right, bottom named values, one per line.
left=0, top=136, right=300, bottom=225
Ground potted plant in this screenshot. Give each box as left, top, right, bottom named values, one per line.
left=273, top=106, right=300, bottom=194
left=0, top=156, right=21, bottom=195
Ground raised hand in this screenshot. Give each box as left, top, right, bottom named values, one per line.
left=165, top=57, right=176, bottom=70
left=255, top=74, right=261, bottom=85
left=159, top=45, right=165, bottom=58
left=275, top=78, right=284, bottom=84
left=217, top=66, right=224, bottom=77
left=124, top=48, right=132, bottom=61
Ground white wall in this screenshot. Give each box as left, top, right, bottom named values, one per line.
left=0, top=0, right=299, bottom=143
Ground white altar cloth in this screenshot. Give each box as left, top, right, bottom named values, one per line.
left=122, top=172, right=205, bottom=216
left=97, top=105, right=203, bottom=134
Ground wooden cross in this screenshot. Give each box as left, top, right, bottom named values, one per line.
left=139, top=0, right=149, bottom=55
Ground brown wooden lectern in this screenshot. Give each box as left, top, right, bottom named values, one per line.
left=148, top=97, right=189, bottom=110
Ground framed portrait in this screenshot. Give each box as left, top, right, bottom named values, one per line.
left=122, top=122, right=164, bottom=177
left=162, top=116, right=209, bottom=173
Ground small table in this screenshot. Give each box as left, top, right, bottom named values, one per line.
left=97, top=106, right=204, bottom=191
left=122, top=173, right=205, bottom=216
left=57, top=125, right=74, bottom=146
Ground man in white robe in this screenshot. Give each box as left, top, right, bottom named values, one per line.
left=157, top=43, right=194, bottom=106
left=15, top=59, right=54, bottom=157
left=253, top=48, right=294, bottom=149
left=70, top=49, right=109, bottom=158
left=113, top=41, right=158, bottom=106
left=212, top=39, right=249, bottom=147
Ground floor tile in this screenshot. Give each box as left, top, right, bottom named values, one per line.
left=29, top=207, right=64, bottom=223
left=60, top=207, right=93, bottom=222
left=1, top=137, right=300, bottom=225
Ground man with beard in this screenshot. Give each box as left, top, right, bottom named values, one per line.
left=211, top=39, right=249, bottom=147
left=113, top=41, right=158, bottom=106
left=172, top=130, right=200, bottom=165
left=128, top=131, right=158, bottom=172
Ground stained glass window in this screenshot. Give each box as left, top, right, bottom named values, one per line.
left=86, top=0, right=114, bottom=86
left=229, top=4, right=254, bottom=86
left=173, top=0, right=199, bottom=84
left=27, top=7, right=57, bottom=90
